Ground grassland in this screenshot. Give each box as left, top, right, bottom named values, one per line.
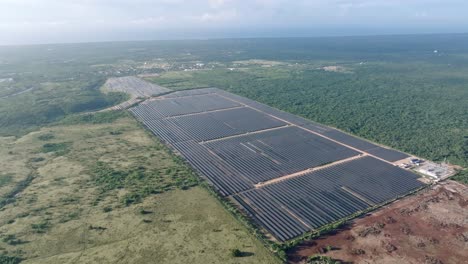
left=0, top=113, right=280, bottom=264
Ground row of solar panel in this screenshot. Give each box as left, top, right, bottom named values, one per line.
left=143, top=93, right=240, bottom=119
left=319, top=130, right=409, bottom=162
left=129, top=88, right=423, bottom=242
left=172, top=140, right=253, bottom=195
left=139, top=108, right=363, bottom=186
left=132, top=87, right=410, bottom=163
left=211, top=88, right=410, bottom=162
left=163, top=88, right=215, bottom=98
left=135, top=107, right=288, bottom=144
left=204, top=126, right=359, bottom=183
left=234, top=156, right=424, bottom=241
left=211, top=88, right=329, bottom=129
left=130, top=89, right=410, bottom=193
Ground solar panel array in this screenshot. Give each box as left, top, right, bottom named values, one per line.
left=144, top=93, right=241, bottom=118
left=319, top=129, right=409, bottom=162
left=170, top=107, right=286, bottom=142
left=172, top=140, right=253, bottom=195
left=129, top=87, right=425, bottom=241
left=204, top=126, right=359, bottom=183
left=104, top=76, right=171, bottom=97
left=162, top=88, right=216, bottom=98
left=234, top=156, right=423, bottom=241
left=131, top=106, right=287, bottom=144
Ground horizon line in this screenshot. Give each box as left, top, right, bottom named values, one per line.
left=1, top=31, right=468, bottom=48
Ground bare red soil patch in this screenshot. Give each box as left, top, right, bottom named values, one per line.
left=287, top=180, right=468, bottom=264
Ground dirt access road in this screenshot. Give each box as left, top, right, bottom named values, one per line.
left=288, top=180, right=468, bottom=264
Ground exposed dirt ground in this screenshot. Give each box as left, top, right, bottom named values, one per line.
left=288, top=180, right=468, bottom=264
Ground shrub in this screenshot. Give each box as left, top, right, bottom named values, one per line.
left=109, top=131, right=123, bottom=135
left=122, top=193, right=142, bottom=206
left=58, top=110, right=127, bottom=126
left=31, top=221, right=50, bottom=234
left=40, top=142, right=71, bottom=156
left=139, top=209, right=152, bottom=215
left=2, top=234, right=24, bottom=246
left=0, top=174, right=13, bottom=187
left=37, top=133, right=54, bottom=141
left=452, top=169, right=468, bottom=184
left=0, top=254, right=22, bottom=264
left=230, top=249, right=242, bottom=257
left=307, top=255, right=341, bottom=264
left=29, top=157, right=45, bottom=162
left=91, top=160, right=198, bottom=206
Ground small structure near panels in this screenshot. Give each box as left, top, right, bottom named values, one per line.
left=416, top=162, right=455, bottom=180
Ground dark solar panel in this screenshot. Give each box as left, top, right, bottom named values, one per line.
left=129, top=88, right=425, bottom=241
left=170, top=107, right=286, bottom=142
left=142, top=93, right=241, bottom=118
left=235, top=156, right=424, bottom=241
left=204, top=126, right=359, bottom=183
left=366, top=147, right=410, bottom=162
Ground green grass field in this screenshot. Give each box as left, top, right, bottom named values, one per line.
left=0, top=113, right=280, bottom=264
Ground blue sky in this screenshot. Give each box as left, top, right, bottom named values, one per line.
left=1, top=0, right=467, bottom=45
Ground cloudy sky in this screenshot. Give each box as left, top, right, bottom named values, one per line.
left=1, top=0, right=467, bottom=45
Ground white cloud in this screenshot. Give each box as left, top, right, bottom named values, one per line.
left=192, top=9, right=237, bottom=23
left=130, top=16, right=166, bottom=27
left=208, top=0, right=229, bottom=8
left=414, top=11, right=429, bottom=18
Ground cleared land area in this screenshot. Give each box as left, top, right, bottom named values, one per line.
left=0, top=113, right=279, bottom=264
left=101, top=77, right=172, bottom=111
left=287, top=180, right=468, bottom=264
left=103, top=76, right=171, bottom=98
left=129, top=88, right=425, bottom=242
